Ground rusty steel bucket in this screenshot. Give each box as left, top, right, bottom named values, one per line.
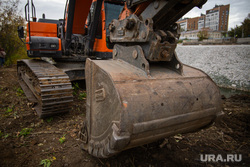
left=82, top=57, right=222, bottom=158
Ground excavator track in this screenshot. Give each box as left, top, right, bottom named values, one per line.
left=17, top=59, right=73, bottom=118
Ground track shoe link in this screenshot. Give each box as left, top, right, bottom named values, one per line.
left=17, top=59, right=73, bottom=118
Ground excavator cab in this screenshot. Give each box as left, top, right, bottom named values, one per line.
left=17, top=0, right=222, bottom=158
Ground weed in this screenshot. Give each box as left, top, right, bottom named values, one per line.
left=19, top=128, right=32, bottom=137
left=73, top=82, right=80, bottom=90
left=40, top=159, right=51, bottom=167
left=5, top=106, right=13, bottom=114
left=59, top=134, right=66, bottom=144
left=79, top=92, right=87, bottom=100
left=40, top=157, right=56, bottom=167
left=46, top=117, right=53, bottom=123
left=72, top=82, right=80, bottom=96
left=0, top=131, right=9, bottom=139
left=13, top=111, right=19, bottom=119
left=4, top=134, right=9, bottom=139
left=16, top=87, right=24, bottom=96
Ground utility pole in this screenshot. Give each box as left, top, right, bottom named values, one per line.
left=242, top=25, right=244, bottom=38
left=234, top=26, right=236, bottom=38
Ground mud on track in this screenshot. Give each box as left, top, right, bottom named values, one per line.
left=0, top=66, right=249, bottom=167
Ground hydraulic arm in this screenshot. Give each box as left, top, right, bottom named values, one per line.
left=80, top=0, right=222, bottom=158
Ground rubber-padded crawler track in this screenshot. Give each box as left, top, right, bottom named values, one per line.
left=17, top=59, right=73, bottom=118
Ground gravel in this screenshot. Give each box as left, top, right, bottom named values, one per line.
left=176, top=45, right=250, bottom=91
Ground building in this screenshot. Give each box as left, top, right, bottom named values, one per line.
left=205, top=9, right=219, bottom=30
left=178, top=18, right=188, bottom=31
left=187, top=16, right=200, bottom=31
left=205, top=4, right=230, bottom=31
left=177, top=16, right=204, bottom=31
left=198, top=15, right=206, bottom=30
left=177, top=4, right=230, bottom=39
left=179, top=29, right=222, bottom=40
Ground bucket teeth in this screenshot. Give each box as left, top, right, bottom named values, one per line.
left=17, top=59, right=73, bottom=118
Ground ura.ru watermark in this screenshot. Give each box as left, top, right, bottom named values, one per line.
left=200, top=154, right=242, bottom=162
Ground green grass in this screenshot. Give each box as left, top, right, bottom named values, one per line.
left=72, top=83, right=80, bottom=96
left=16, top=87, right=24, bottom=96
left=79, top=92, right=87, bottom=100
left=0, top=131, right=9, bottom=139
left=59, top=134, right=66, bottom=144
left=5, top=107, right=13, bottom=114
left=4, top=134, right=9, bottom=139
left=40, top=159, right=52, bottom=167
left=19, top=128, right=32, bottom=137
left=46, top=117, right=53, bottom=123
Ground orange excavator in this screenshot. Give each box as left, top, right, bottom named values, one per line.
left=18, top=0, right=222, bottom=158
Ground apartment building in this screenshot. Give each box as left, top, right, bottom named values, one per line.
left=198, top=15, right=206, bottom=30
left=205, top=4, right=230, bottom=31
left=177, top=4, right=230, bottom=32
left=187, top=17, right=200, bottom=31
left=177, top=16, right=202, bottom=31
left=177, top=4, right=230, bottom=40
left=178, top=18, right=188, bottom=31
left=179, top=29, right=222, bottom=40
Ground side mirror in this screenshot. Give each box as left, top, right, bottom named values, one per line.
left=17, top=26, right=24, bottom=38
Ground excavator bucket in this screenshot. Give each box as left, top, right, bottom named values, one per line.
left=81, top=46, right=222, bottom=158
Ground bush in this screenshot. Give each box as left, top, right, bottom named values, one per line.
left=0, top=0, right=27, bottom=66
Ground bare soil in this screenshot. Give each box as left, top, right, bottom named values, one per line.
left=0, top=65, right=249, bottom=167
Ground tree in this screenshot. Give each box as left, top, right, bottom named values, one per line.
left=0, top=0, right=27, bottom=65
left=228, top=25, right=242, bottom=38
left=241, top=18, right=250, bottom=37
left=228, top=18, right=250, bottom=38
left=197, top=29, right=208, bottom=41
left=221, top=32, right=227, bottom=38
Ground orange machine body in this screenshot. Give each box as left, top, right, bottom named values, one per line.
left=26, top=0, right=125, bottom=56
left=27, top=22, right=57, bottom=37
left=93, top=1, right=112, bottom=53
left=26, top=22, right=61, bottom=52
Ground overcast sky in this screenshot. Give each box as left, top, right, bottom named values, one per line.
left=19, top=0, right=250, bottom=30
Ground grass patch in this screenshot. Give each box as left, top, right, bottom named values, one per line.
left=59, top=134, right=66, bottom=144
left=79, top=92, right=87, bottom=100
left=40, top=157, right=56, bottom=167
left=40, top=159, right=51, bottom=167
left=18, top=128, right=32, bottom=137
left=72, top=83, right=80, bottom=96
left=16, top=87, right=24, bottom=96
left=5, top=106, right=13, bottom=114
left=46, top=117, right=53, bottom=123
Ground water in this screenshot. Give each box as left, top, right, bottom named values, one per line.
left=176, top=45, right=250, bottom=93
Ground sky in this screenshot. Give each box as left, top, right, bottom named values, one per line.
left=19, top=0, right=250, bottom=30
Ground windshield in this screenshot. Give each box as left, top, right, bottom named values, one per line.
left=104, top=2, right=124, bottom=36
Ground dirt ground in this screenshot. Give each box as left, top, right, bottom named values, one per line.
left=0, top=65, right=249, bottom=167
